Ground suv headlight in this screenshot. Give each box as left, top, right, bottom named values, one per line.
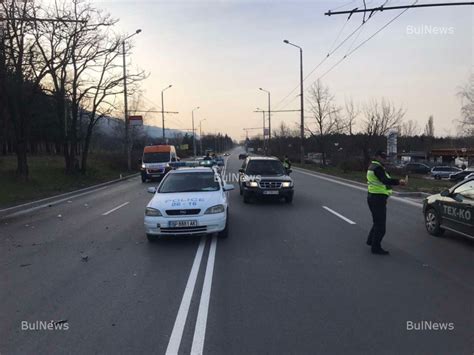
left=141, top=163, right=146, bottom=169
left=145, top=207, right=162, bottom=216
left=246, top=181, right=258, bottom=187
left=281, top=181, right=293, bottom=188
left=204, top=204, right=225, bottom=214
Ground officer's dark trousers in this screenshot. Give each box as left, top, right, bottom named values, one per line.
left=367, top=193, right=388, bottom=250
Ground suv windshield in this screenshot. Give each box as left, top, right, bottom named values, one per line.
left=143, top=152, right=170, bottom=163
left=159, top=172, right=219, bottom=193
left=246, top=160, right=286, bottom=176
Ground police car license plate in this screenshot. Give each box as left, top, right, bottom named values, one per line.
left=263, top=190, right=279, bottom=195
left=169, top=220, right=198, bottom=228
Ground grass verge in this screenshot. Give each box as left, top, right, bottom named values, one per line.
left=0, top=154, right=136, bottom=208
left=294, top=163, right=454, bottom=194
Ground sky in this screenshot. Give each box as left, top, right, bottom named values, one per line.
left=95, top=0, right=473, bottom=140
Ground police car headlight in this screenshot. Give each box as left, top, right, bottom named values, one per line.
left=204, top=204, right=225, bottom=214
left=145, top=207, right=162, bottom=216
left=281, top=181, right=293, bottom=188
left=246, top=181, right=258, bottom=187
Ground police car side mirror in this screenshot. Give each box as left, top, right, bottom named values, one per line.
left=223, top=184, right=235, bottom=191
left=440, top=189, right=450, bottom=197
left=147, top=187, right=157, bottom=194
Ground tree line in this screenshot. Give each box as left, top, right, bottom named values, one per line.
left=246, top=77, right=473, bottom=168
left=0, top=0, right=145, bottom=180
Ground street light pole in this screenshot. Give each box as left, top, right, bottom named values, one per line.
left=199, top=118, right=206, bottom=156
left=284, top=39, right=305, bottom=164
left=259, top=88, right=271, bottom=153
left=256, top=107, right=266, bottom=154
left=192, top=107, right=200, bottom=158
left=123, top=29, right=142, bottom=171
left=161, top=84, right=172, bottom=142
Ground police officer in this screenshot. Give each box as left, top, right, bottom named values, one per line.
left=366, top=151, right=406, bottom=255
left=283, top=155, right=292, bottom=170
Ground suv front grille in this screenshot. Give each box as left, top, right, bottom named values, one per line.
left=259, top=181, right=282, bottom=189
left=166, top=209, right=201, bottom=216
left=160, top=226, right=207, bottom=234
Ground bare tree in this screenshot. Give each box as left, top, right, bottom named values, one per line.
left=1, top=0, right=50, bottom=179
left=457, top=75, right=474, bottom=136
left=306, top=80, right=345, bottom=166
left=400, top=119, right=420, bottom=137
left=360, top=98, right=405, bottom=163
left=344, top=97, right=359, bottom=135
left=33, top=0, right=145, bottom=173
left=424, top=115, right=435, bottom=137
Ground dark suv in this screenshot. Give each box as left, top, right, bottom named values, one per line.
left=238, top=156, right=294, bottom=203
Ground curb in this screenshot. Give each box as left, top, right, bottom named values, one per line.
left=0, top=173, right=140, bottom=219
left=292, top=167, right=430, bottom=198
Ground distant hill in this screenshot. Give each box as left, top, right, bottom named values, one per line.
left=95, top=116, right=188, bottom=138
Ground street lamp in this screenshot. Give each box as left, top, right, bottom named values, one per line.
left=283, top=39, right=304, bottom=164
left=123, top=28, right=142, bottom=171
left=161, top=84, right=173, bottom=142
left=191, top=106, right=200, bottom=158
left=259, top=88, right=271, bottom=144
left=199, top=118, right=207, bottom=156
left=256, top=107, right=266, bottom=154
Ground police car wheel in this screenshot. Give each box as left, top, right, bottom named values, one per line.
left=424, top=208, right=444, bottom=236
left=218, top=211, right=229, bottom=238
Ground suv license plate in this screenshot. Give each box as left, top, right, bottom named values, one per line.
left=263, top=190, right=279, bottom=195
left=170, top=220, right=198, bottom=228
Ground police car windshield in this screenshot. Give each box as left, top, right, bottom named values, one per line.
left=159, top=172, right=219, bottom=193
left=143, top=152, right=170, bottom=163
left=246, top=160, right=285, bottom=176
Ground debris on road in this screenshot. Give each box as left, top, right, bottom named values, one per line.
left=81, top=255, right=89, bottom=262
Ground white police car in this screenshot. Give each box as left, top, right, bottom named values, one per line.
left=144, top=167, right=234, bottom=241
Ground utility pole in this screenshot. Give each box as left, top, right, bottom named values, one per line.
left=199, top=118, right=206, bottom=155
left=161, top=84, right=172, bottom=142
left=325, top=2, right=474, bottom=16
left=191, top=106, right=199, bottom=158
left=284, top=40, right=305, bottom=164
left=256, top=108, right=266, bottom=154
left=122, top=29, right=142, bottom=171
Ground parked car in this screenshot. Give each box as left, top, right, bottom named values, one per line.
left=430, top=166, right=461, bottom=180
left=238, top=153, right=248, bottom=160
left=404, top=162, right=431, bottom=174
left=423, top=178, right=473, bottom=239
left=449, top=169, right=474, bottom=182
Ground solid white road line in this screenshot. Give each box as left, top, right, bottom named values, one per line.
left=191, top=235, right=217, bottom=355
left=101, top=202, right=130, bottom=216
left=166, top=237, right=206, bottom=355
left=322, top=206, right=357, bottom=225
left=294, top=168, right=422, bottom=208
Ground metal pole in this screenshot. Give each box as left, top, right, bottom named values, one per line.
left=262, top=110, right=266, bottom=154
left=192, top=110, right=195, bottom=158
left=161, top=90, right=165, bottom=142
left=299, top=47, right=305, bottom=165
left=268, top=92, right=271, bottom=142
left=199, top=121, right=203, bottom=156
left=122, top=40, right=130, bottom=171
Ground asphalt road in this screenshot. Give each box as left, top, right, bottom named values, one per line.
left=1, top=148, right=472, bottom=355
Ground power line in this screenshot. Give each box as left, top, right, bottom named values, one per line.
left=325, top=1, right=474, bottom=16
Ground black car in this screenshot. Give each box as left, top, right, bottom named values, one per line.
left=405, top=162, right=431, bottom=174
left=449, top=169, right=474, bottom=182
left=238, top=153, right=248, bottom=160
left=238, top=156, right=294, bottom=203
left=423, top=178, right=473, bottom=239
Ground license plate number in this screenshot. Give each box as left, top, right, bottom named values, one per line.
left=169, top=220, right=198, bottom=228
left=263, top=190, right=279, bottom=195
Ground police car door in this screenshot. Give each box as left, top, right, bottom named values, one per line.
left=446, top=180, right=474, bottom=237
